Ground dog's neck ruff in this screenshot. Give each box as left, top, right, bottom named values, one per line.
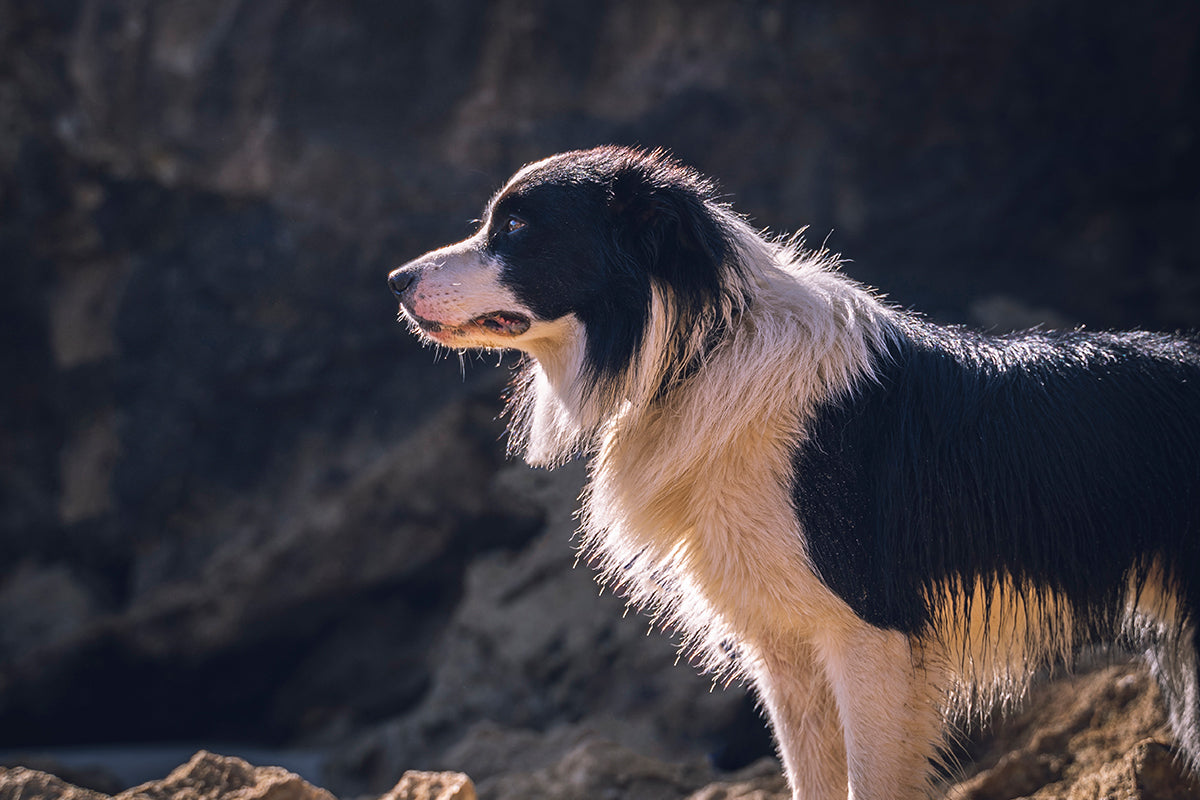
left=506, top=220, right=895, bottom=469
left=505, top=224, right=896, bottom=671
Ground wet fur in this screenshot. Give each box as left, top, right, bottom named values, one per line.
left=389, top=146, right=1200, bottom=799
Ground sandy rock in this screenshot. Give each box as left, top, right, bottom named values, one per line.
left=0, top=767, right=110, bottom=800
left=379, top=771, right=475, bottom=800
left=683, top=760, right=788, bottom=800
left=0, top=758, right=121, bottom=798
left=481, top=737, right=712, bottom=800
left=944, top=663, right=1199, bottom=800
left=116, top=751, right=334, bottom=800
left=1128, top=739, right=1200, bottom=800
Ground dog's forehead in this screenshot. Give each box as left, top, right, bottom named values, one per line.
left=505, top=153, right=601, bottom=192
left=487, top=154, right=609, bottom=217
left=503, top=152, right=572, bottom=190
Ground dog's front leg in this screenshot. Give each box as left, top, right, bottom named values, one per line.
left=754, top=640, right=849, bottom=800
left=817, top=625, right=943, bottom=800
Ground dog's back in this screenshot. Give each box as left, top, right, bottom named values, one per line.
left=796, top=320, right=1200, bottom=635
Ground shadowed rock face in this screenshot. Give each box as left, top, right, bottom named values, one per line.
left=1, top=0, right=1199, bottom=796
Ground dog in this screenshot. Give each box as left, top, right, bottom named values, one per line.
left=388, top=146, right=1200, bottom=799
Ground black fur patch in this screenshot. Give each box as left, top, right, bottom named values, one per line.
left=793, top=318, right=1200, bottom=635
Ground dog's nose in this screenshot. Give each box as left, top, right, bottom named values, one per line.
left=388, top=269, right=416, bottom=298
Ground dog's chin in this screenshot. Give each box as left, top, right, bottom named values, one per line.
left=402, top=307, right=532, bottom=349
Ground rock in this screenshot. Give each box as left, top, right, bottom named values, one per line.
left=683, top=760, right=788, bottom=800
left=479, top=737, right=712, bottom=800
left=943, top=663, right=1200, bottom=800
left=0, top=759, right=121, bottom=798
left=1, top=753, right=336, bottom=800
left=0, top=767, right=109, bottom=800
left=380, top=771, right=475, bottom=800
left=1129, top=739, right=1200, bottom=800
left=116, top=752, right=334, bottom=800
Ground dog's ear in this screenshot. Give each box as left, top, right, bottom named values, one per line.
left=609, top=168, right=729, bottom=293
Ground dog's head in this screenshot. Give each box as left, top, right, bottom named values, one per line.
left=389, top=146, right=750, bottom=462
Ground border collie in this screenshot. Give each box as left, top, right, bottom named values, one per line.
left=388, top=146, right=1200, bottom=799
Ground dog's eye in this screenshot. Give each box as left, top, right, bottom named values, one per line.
left=503, top=216, right=526, bottom=235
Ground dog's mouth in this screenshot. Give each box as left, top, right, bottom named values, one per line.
left=404, top=308, right=531, bottom=341
left=469, top=311, right=531, bottom=336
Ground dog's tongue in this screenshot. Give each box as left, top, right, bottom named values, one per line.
left=471, top=311, right=531, bottom=336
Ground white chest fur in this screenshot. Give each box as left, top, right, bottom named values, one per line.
left=579, top=377, right=859, bottom=679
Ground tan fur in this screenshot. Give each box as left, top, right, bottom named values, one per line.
left=924, top=560, right=1193, bottom=726
left=926, top=578, right=1078, bottom=718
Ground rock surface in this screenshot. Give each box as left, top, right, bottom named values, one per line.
left=2, top=1, right=1200, bottom=799
left=1, top=752, right=335, bottom=800
left=117, top=752, right=335, bottom=800
left=380, top=771, right=476, bottom=800
left=4, top=665, right=1200, bottom=799
left=946, top=664, right=1200, bottom=799
left=0, top=768, right=109, bottom=800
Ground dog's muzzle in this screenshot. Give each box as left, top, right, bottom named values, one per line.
left=386, top=263, right=532, bottom=338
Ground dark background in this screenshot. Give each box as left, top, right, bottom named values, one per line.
left=2, top=0, right=1198, bottom=793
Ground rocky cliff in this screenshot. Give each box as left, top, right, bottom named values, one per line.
left=2, top=0, right=1199, bottom=798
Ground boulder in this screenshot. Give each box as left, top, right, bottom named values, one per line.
left=379, top=771, right=475, bottom=800
left=117, top=751, right=334, bottom=800
left=0, top=768, right=109, bottom=800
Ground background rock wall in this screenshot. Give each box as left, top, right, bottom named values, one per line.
left=2, top=0, right=1199, bottom=795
